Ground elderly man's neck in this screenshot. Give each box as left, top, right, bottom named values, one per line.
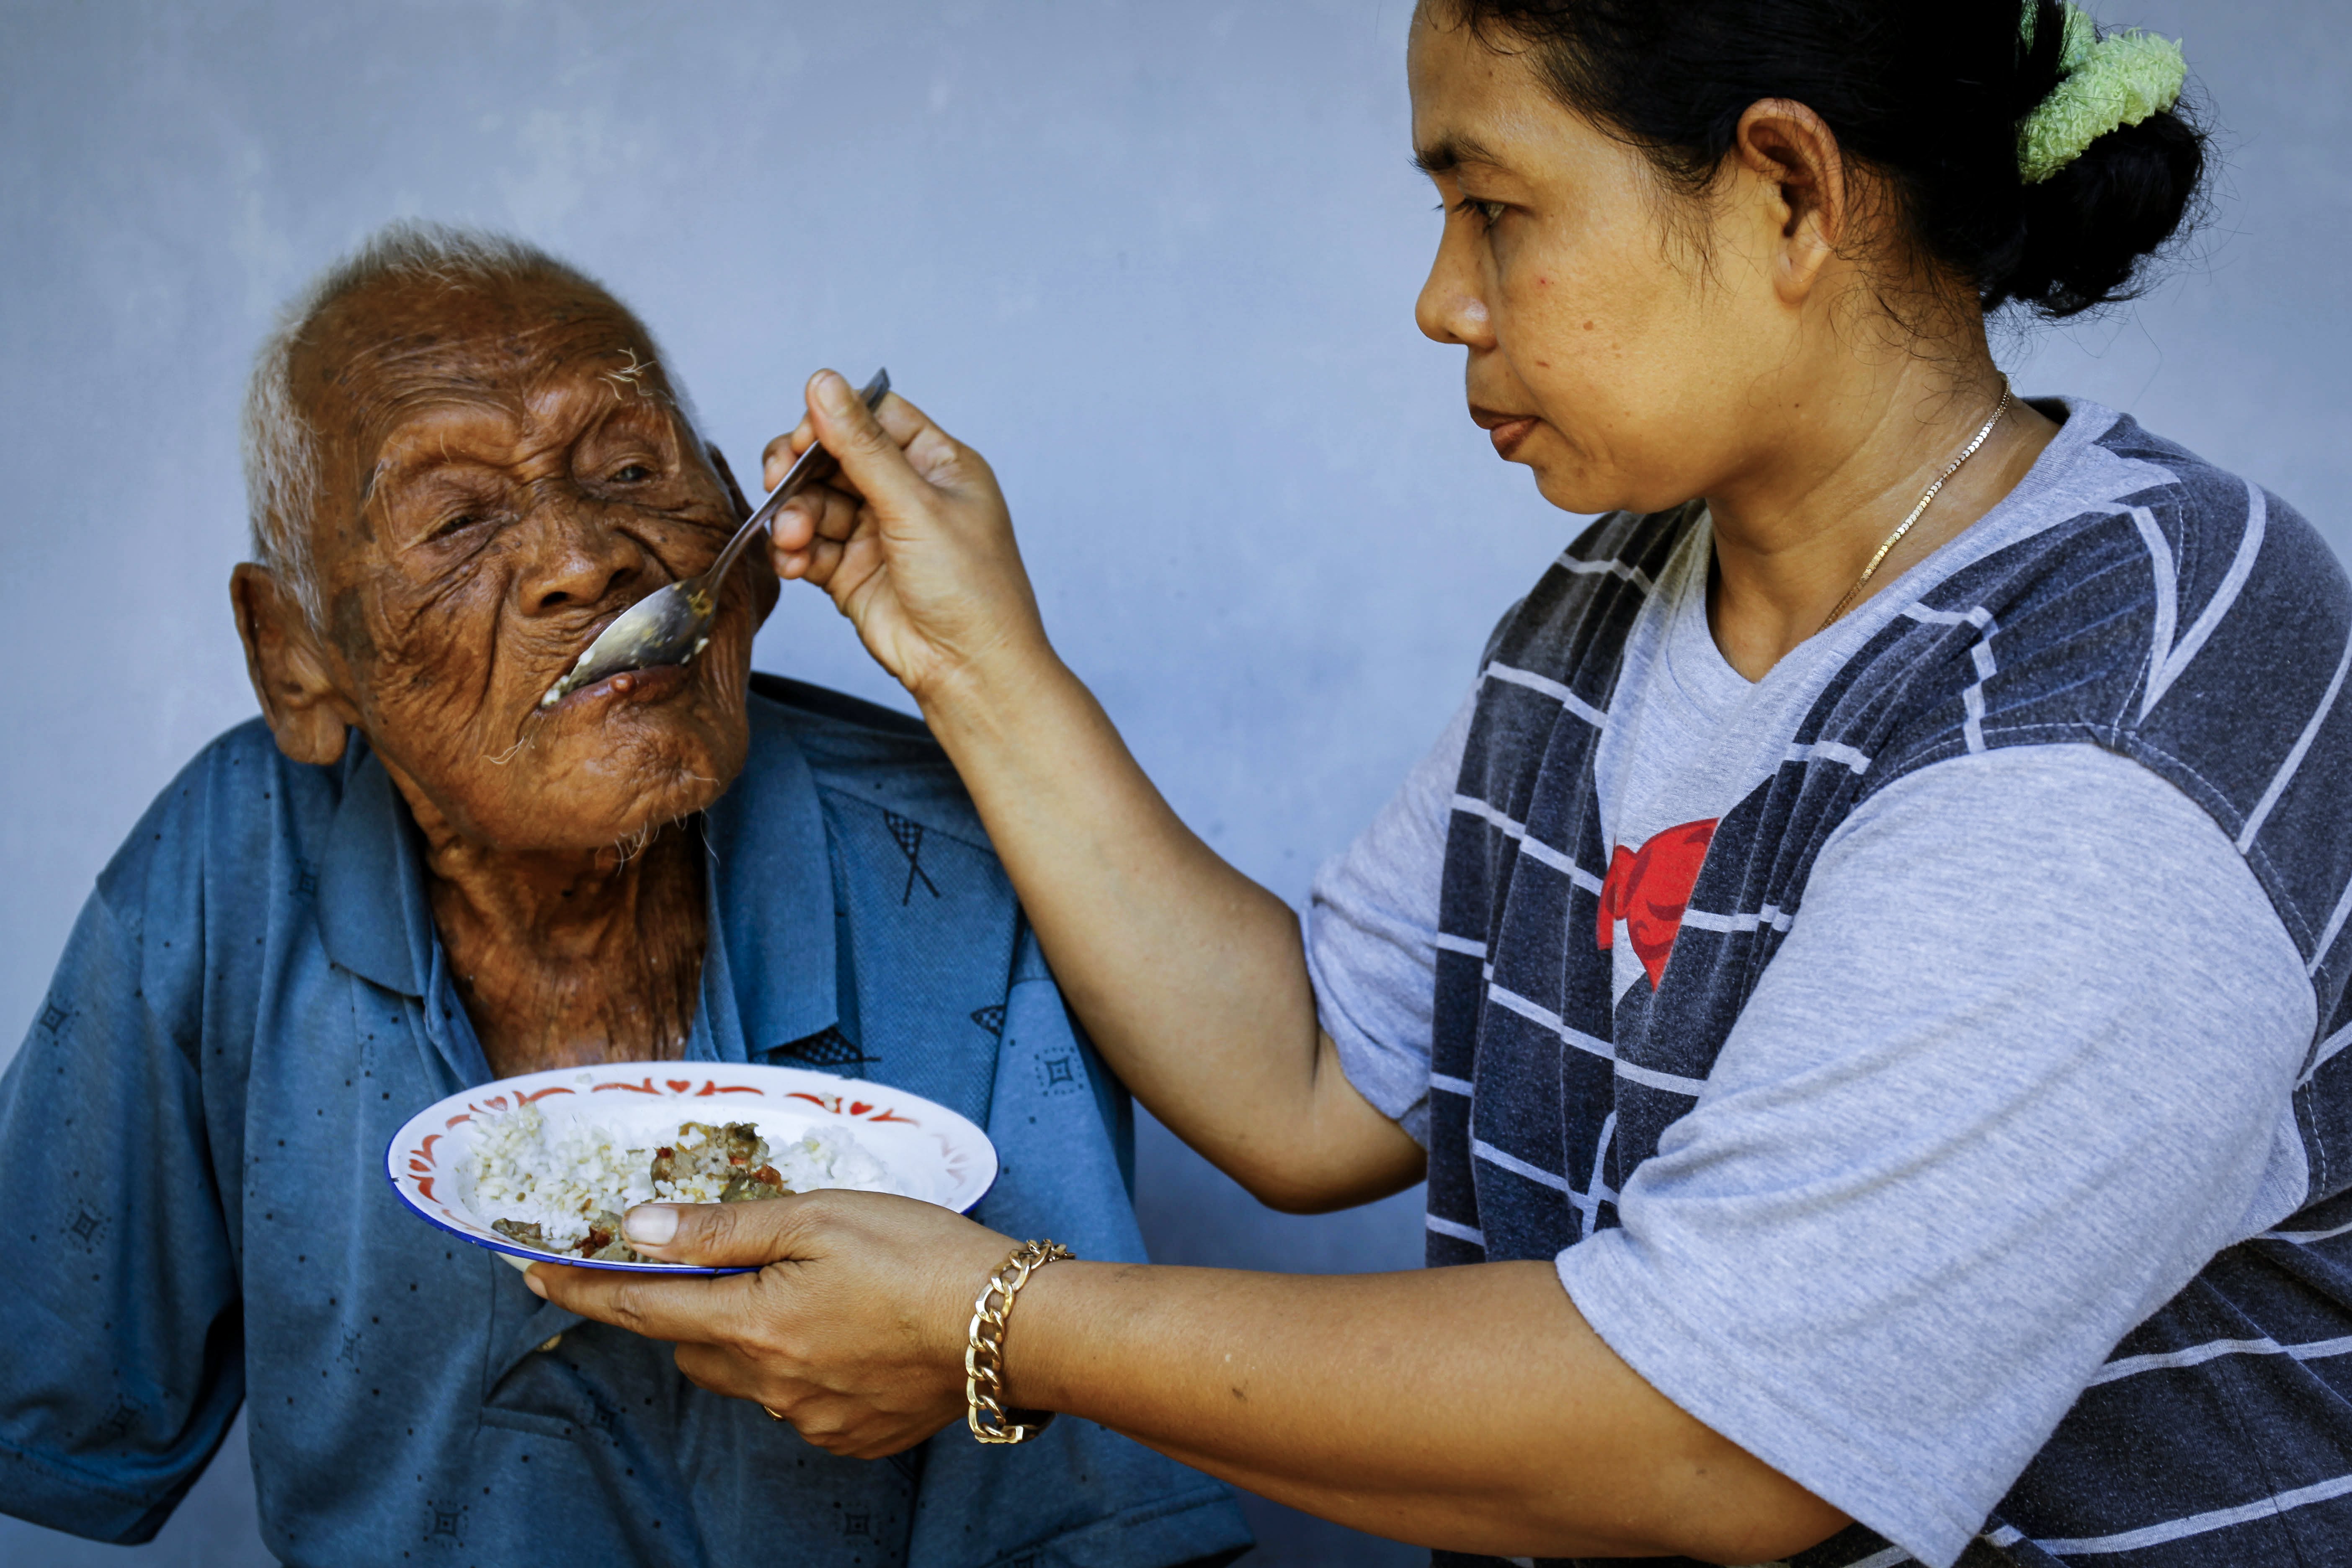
left=388, top=766, right=709, bottom=1077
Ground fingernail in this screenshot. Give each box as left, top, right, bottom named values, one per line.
left=815, top=370, right=854, bottom=413
left=523, top=1268, right=548, bottom=1299
left=625, top=1204, right=680, bottom=1245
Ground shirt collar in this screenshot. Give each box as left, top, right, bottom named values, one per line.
left=315, top=735, right=439, bottom=1000
left=313, top=696, right=839, bottom=1061
left=701, top=697, right=840, bottom=1056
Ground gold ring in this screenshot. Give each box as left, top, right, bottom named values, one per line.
left=761, top=1405, right=786, bottom=1421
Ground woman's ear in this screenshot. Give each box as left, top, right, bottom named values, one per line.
left=231, top=563, right=356, bottom=766
left=1731, top=98, right=1849, bottom=307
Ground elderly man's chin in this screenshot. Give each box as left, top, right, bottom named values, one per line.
left=540, top=658, right=749, bottom=845
left=390, top=651, right=751, bottom=857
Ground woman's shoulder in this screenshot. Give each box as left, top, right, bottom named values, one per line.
left=1861, top=406, right=2352, bottom=976
left=1923, top=402, right=2348, bottom=735
left=1997, top=400, right=2343, bottom=625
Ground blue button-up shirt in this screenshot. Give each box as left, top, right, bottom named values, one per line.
left=0, top=675, right=1248, bottom=1568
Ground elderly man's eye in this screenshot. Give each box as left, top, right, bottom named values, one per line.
left=428, top=512, right=484, bottom=542
left=609, top=463, right=655, bottom=484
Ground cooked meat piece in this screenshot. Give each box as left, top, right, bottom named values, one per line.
left=649, top=1121, right=769, bottom=1191
left=578, top=1211, right=642, bottom=1262
left=492, top=1215, right=641, bottom=1262
left=492, top=1218, right=558, bottom=1255
left=720, top=1164, right=790, bottom=1203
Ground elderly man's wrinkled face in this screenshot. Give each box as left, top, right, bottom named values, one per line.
left=281, top=274, right=765, bottom=852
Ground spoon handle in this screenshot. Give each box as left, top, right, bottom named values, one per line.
left=702, top=368, right=892, bottom=594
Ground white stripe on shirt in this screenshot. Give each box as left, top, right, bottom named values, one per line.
left=2035, top=1470, right=2352, bottom=1557
left=1483, top=661, right=1609, bottom=730
left=2263, top=1212, right=2352, bottom=1246
left=2303, top=1019, right=2352, bottom=1087
left=2310, top=872, right=2352, bottom=978
left=1559, top=552, right=1654, bottom=594
left=2089, top=1331, right=2352, bottom=1385
left=1786, top=740, right=1873, bottom=774
left=1451, top=794, right=1605, bottom=893
left=1472, top=1138, right=1575, bottom=1195
left=2241, top=616, right=2352, bottom=854
left=1425, top=1214, right=1485, bottom=1247
left=2140, top=482, right=2268, bottom=722
left=1678, top=904, right=1795, bottom=936
left=1484, top=982, right=1709, bottom=1096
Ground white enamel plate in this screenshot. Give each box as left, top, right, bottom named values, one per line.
left=385, top=1060, right=998, bottom=1275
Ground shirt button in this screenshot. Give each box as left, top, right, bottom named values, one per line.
left=539, top=1334, right=563, bottom=1353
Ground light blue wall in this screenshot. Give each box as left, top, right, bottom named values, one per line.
left=1, top=2, right=2343, bottom=1563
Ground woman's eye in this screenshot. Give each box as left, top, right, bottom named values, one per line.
left=1455, top=197, right=1508, bottom=229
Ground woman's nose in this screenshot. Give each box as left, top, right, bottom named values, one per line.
left=1416, top=234, right=1495, bottom=349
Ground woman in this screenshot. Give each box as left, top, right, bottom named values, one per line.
left=535, top=3, right=2352, bottom=1563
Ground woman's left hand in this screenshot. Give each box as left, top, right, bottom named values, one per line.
left=526, top=1191, right=1014, bottom=1459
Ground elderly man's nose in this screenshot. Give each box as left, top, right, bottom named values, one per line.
left=518, top=508, right=648, bottom=615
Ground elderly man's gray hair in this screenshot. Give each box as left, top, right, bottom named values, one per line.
left=241, top=220, right=689, bottom=629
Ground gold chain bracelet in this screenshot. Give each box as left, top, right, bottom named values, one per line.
left=965, top=1239, right=1074, bottom=1444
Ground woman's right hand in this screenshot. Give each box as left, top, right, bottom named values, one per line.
left=764, top=370, right=1051, bottom=707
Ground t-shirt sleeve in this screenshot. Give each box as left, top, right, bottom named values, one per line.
left=1555, top=743, right=2316, bottom=1568
left=1303, top=684, right=1476, bottom=1147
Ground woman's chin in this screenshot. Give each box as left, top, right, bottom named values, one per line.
left=1525, top=461, right=1629, bottom=518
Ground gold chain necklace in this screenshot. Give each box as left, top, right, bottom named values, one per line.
left=1817, top=381, right=2014, bottom=634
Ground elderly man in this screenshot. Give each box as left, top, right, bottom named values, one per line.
left=0, top=222, right=1248, bottom=1568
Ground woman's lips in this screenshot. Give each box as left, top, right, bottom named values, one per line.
left=1487, top=416, right=1539, bottom=458
left=1470, top=404, right=1541, bottom=459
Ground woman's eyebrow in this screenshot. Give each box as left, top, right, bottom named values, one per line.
left=1411, top=132, right=1504, bottom=177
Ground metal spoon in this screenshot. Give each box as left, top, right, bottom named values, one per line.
left=540, top=368, right=892, bottom=708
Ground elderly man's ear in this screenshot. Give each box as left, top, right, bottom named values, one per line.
left=706, top=442, right=781, bottom=622
left=707, top=442, right=753, bottom=520
left=231, top=564, right=359, bottom=767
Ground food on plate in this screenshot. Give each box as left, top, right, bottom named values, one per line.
left=471, top=1104, right=898, bottom=1263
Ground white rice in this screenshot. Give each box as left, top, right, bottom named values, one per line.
left=469, top=1103, right=901, bottom=1251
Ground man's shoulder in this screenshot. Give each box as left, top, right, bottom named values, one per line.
left=93, top=716, right=341, bottom=922
left=746, top=673, right=989, bottom=851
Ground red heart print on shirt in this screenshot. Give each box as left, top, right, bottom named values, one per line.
left=1596, top=819, right=1719, bottom=988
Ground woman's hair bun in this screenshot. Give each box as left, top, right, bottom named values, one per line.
left=1995, top=88, right=2206, bottom=317
left=1985, top=0, right=2201, bottom=320
left=1446, top=0, right=2212, bottom=320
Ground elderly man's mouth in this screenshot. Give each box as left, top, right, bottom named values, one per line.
left=536, top=659, right=695, bottom=717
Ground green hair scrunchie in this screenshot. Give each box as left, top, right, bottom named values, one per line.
left=2017, top=2, right=2188, bottom=184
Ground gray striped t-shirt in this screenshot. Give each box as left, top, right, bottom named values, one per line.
left=1305, top=431, right=2318, bottom=1557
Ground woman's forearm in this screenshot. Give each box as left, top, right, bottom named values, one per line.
left=1001, top=1258, right=1846, bottom=1562
left=763, top=379, right=1421, bottom=1205
left=916, top=649, right=1423, bottom=1209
